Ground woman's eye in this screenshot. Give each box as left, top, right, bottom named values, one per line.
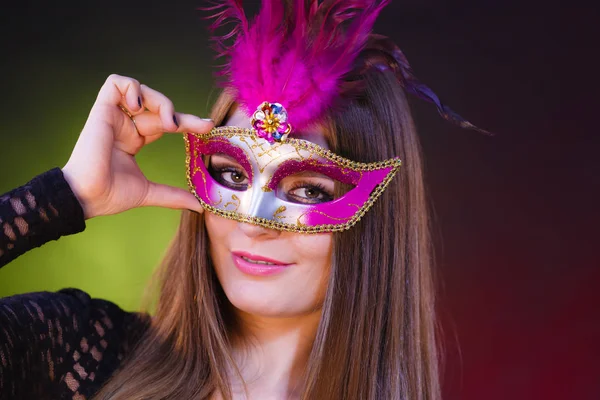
left=287, top=185, right=333, bottom=204
left=209, top=165, right=249, bottom=190
left=224, top=170, right=246, bottom=184
left=298, top=188, right=320, bottom=199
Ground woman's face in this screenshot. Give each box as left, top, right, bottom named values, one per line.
left=205, top=108, right=333, bottom=318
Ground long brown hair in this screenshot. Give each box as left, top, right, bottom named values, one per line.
left=95, top=36, right=440, bottom=400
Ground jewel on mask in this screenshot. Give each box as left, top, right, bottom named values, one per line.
left=251, top=102, right=292, bottom=144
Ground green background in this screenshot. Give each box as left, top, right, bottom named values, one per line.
left=0, top=2, right=217, bottom=310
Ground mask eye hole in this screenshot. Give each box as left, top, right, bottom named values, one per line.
left=277, top=171, right=353, bottom=205
left=267, top=160, right=356, bottom=205
left=207, top=153, right=250, bottom=191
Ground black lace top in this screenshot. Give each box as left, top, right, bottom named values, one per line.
left=0, top=168, right=149, bottom=399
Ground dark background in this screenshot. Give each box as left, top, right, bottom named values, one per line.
left=1, top=1, right=598, bottom=399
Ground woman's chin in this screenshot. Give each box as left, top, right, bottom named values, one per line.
left=221, top=279, right=320, bottom=319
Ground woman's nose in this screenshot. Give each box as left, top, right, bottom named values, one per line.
left=237, top=221, right=280, bottom=239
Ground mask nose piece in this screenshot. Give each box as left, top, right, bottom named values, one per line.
left=247, top=188, right=278, bottom=220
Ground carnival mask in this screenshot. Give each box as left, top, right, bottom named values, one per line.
left=189, top=1, right=487, bottom=233
left=185, top=127, right=401, bottom=233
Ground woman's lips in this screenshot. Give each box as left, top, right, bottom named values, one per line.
left=231, top=251, right=292, bottom=276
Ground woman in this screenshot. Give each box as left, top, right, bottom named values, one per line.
left=0, top=1, right=487, bottom=399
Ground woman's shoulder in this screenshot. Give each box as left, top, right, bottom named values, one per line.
left=0, top=288, right=150, bottom=399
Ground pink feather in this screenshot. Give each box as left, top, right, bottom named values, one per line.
left=206, top=0, right=390, bottom=132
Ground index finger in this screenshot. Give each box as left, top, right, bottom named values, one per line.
left=142, top=112, right=214, bottom=145
left=173, top=113, right=214, bottom=134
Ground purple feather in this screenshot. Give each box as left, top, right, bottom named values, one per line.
left=206, top=0, right=391, bottom=132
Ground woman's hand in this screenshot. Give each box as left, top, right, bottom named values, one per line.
left=62, top=74, right=213, bottom=219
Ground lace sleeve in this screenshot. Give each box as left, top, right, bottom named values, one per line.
left=0, top=168, right=85, bottom=267
left=0, top=289, right=149, bottom=399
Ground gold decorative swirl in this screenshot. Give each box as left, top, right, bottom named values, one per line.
left=223, top=194, right=240, bottom=211
left=273, top=205, right=287, bottom=220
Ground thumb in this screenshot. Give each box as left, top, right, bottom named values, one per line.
left=144, top=182, right=204, bottom=213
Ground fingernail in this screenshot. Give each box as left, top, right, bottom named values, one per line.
left=173, top=115, right=179, bottom=127
left=202, top=118, right=214, bottom=122
left=137, top=96, right=142, bottom=108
